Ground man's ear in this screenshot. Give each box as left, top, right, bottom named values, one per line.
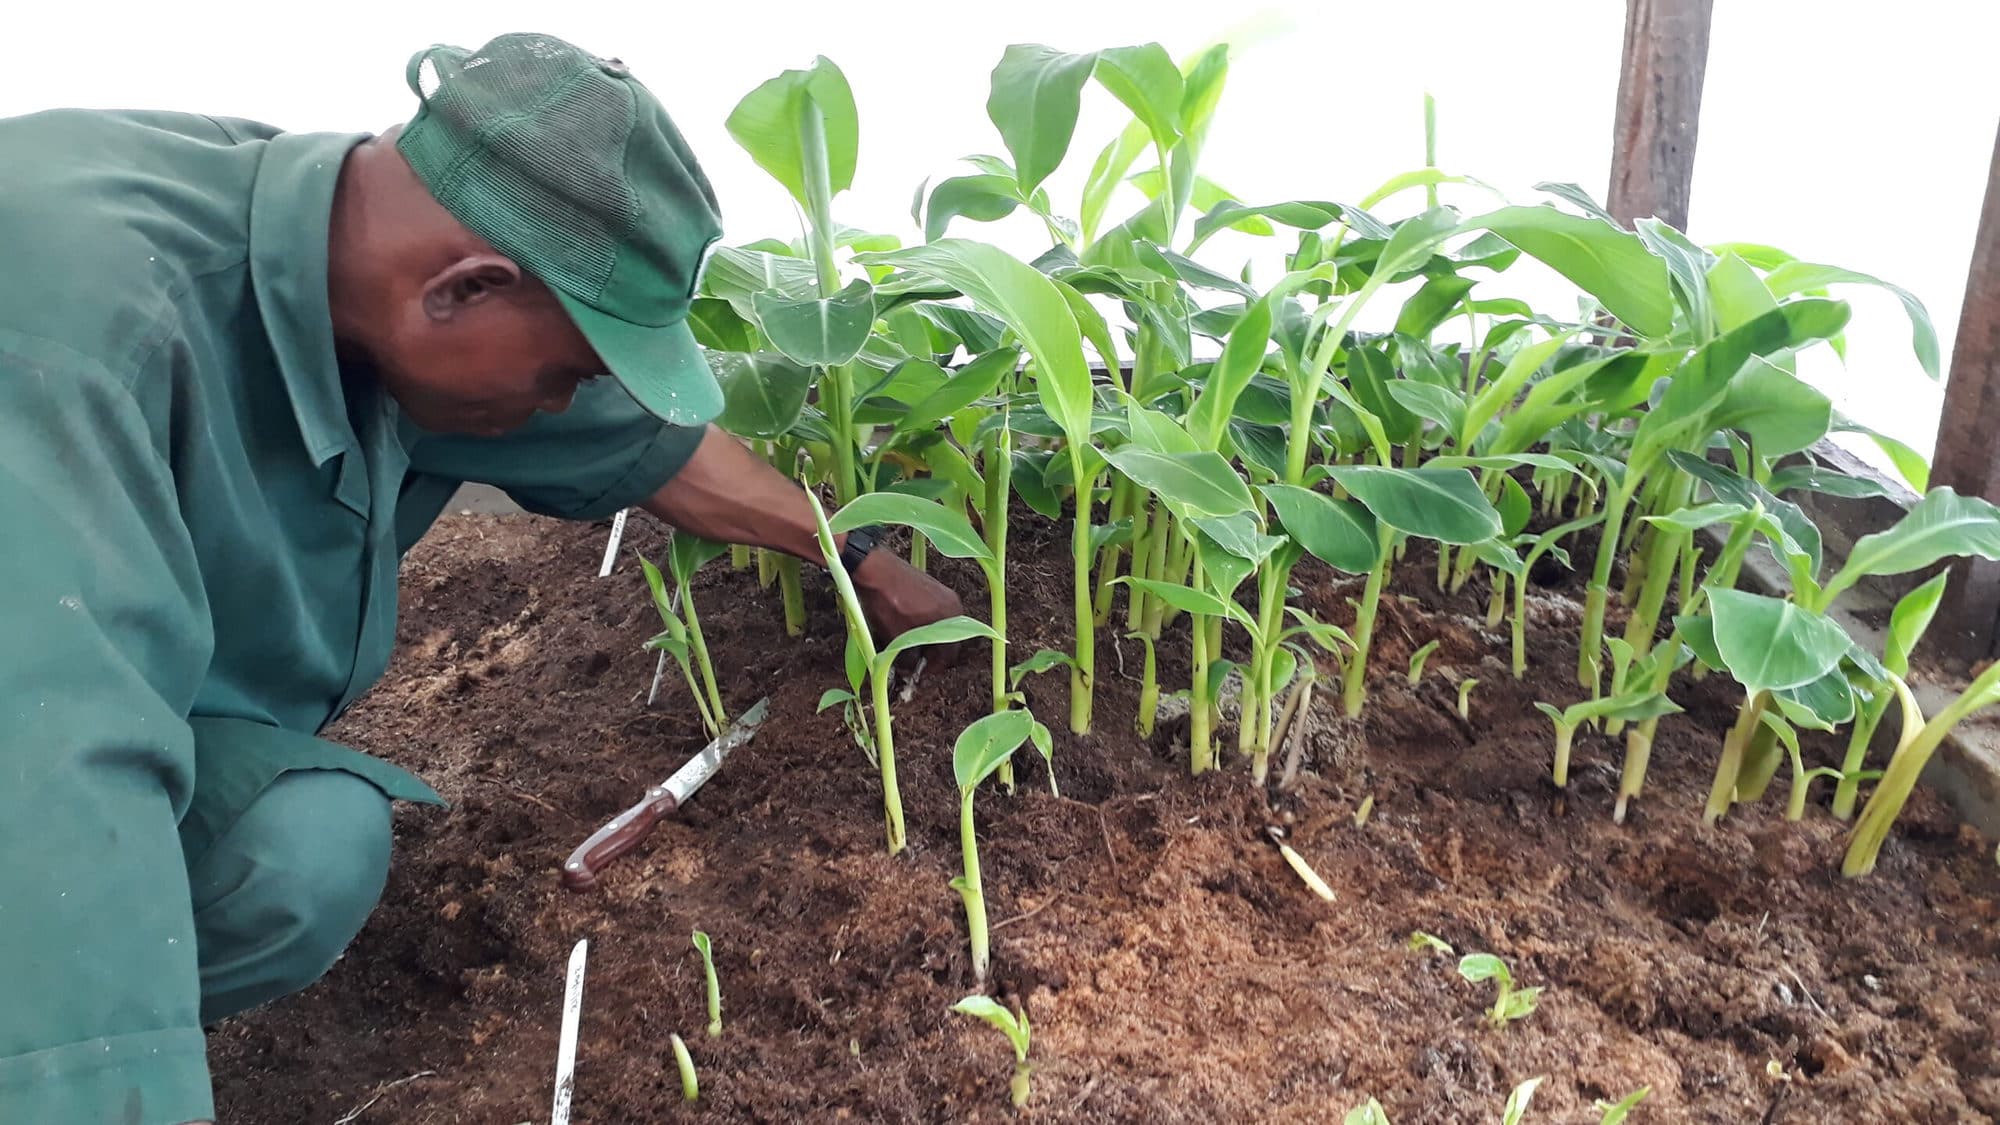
left=420, top=254, right=524, bottom=322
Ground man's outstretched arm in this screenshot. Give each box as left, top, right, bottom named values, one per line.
left=637, top=425, right=964, bottom=644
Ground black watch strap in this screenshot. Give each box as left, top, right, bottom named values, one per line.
left=839, top=524, right=885, bottom=574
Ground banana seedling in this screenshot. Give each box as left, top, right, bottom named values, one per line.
left=1459, top=952, right=1542, bottom=1030
left=807, top=487, right=999, bottom=855
left=954, top=995, right=1033, bottom=1109
left=952, top=710, right=1054, bottom=984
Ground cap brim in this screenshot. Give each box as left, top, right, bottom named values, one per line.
left=555, top=292, right=722, bottom=427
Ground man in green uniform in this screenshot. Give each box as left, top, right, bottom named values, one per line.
left=0, top=32, right=962, bottom=1124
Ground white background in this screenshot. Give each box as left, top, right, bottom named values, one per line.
left=6, top=1, right=1992, bottom=472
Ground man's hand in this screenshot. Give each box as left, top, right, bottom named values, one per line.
left=850, top=548, right=965, bottom=665
left=640, top=426, right=972, bottom=666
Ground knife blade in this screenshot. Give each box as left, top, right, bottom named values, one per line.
left=560, top=696, right=770, bottom=890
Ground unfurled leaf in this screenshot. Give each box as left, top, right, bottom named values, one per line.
left=1635, top=301, right=1850, bottom=470
left=817, top=687, right=857, bottom=713
left=1711, top=358, right=1833, bottom=457
left=1765, top=261, right=1941, bottom=378
left=726, top=57, right=859, bottom=209
left=1765, top=463, right=1890, bottom=501
left=953, top=995, right=1030, bottom=1060
left=1459, top=205, right=1673, bottom=337
left=1458, top=953, right=1510, bottom=987
left=1113, top=576, right=1253, bottom=628
left=859, top=240, right=1093, bottom=444
left=1832, top=417, right=1930, bottom=492
left=1094, top=43, right=1183, bottom=153
left=923, top=174, right=1023, bottom=242
left=753, top=279, right=875, bottom=367
left=1775, top=668, right=1858, bottom=730
left=986, top=45, right=1098, bottom=196
left=1189, top=512, right=1285, bottom=566
left=1707, top=589, right=1852, bottom=694
left=1323, top=465, right=1503, bottom=545
left=897, top=348, right=1018, bottom=436
left=711, top=352, right=812, bottom=438
left=1101, top=446, right=1254, bottom=519
left=1191, top=199, right=1379, bottom=247
left=1009, top=648, right=1075, bottom=688
left=1675, top=613, right=1723, bottom=670
left=1825, top=487, right=2000, bottom=602
left=1384, top=381, right=1468, bottom=441
left=703, top=246, right=820, bottom=312
left=830, top=492, right=994, bottom=566
left=953, top=709, right=1043, bottom=790
left=874, top=615, right=1001, bottom=673
left=1260, top=485, right=1381, bottom=573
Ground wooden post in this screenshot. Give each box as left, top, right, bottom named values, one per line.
left=1606, top=0, right=1715, bottom=230
left=1931, top=120, right=2000, bottom=663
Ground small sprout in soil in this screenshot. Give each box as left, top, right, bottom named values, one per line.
left=953, top=994, right=1032, bottom=1109
left=1407, top=931, right=1455, bottom=957
left=1502, top=1076, right=1545, bottom=1124
left=1407, top=640, right=1441, bottom=685
left=1765, top=1059, right=1792, bottom=1083
left=691, top=931, right=721, bottom=1037
left=1266, top=827, right=1336, bottom=902
left=1534, top=691, right=1683, bottom=790
left=670, top=1032, right=698, bottom=1101
left=1354, top=795, right=1376, bottom=828
left=953, top=710, right=1050, bottom=984
left=1458, top=953, right=1542, bottom=1030
left=1593, top=1086, right=1651, bottom=1124
left=1343, top=1097, right=1391, bottom=1125
left=1456, top=677, right=1478, bottom=720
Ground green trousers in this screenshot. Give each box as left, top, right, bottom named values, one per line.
left=181, top=767, right=394, bottom=1025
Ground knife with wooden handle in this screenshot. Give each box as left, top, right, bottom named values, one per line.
left=561, top=696, right=769, bottom=890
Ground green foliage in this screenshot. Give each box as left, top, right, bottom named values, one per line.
left=1459, top=953, right=1543, bottom=1029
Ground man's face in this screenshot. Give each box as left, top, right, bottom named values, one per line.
left=369, top=258, right=606, bottom=436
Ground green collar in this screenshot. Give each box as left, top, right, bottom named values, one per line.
left=247, top=129, right=372, bottom=467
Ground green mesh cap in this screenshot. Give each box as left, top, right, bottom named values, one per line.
left=396, top=33, right=725, bottom=426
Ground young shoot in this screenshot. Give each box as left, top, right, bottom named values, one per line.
left=1502, top=1076, right=1545, bottom=1125
left=1344, top=1098, right=1392, bottom=1125
left=1407, top=931, right=1455, bottom=957
left=691, top=931, right=722, bottom=1038
left=1458, top=953, right=1542, bottom=1030
left=806, top=486, right=999, bottom=854
left=638, top=553, right=725, bottom=738
left=1845, top=659, right=2000, bottom=876
left=1407, top=640, right=1441, bottom=685
left=1456, top=677, right=1478, bottom=720
left=1534, top=692, right=1683, bottom=790
left=952, top=710, right=1052, bottom=984
left=953, top=995, right=1032, bottom=1109
left=1594, top=1086, right=1651, bottom=1124
left=670, top=1032, right=698, bottom=1102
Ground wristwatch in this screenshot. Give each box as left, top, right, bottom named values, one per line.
left=839, top=524, right=886, bottom=575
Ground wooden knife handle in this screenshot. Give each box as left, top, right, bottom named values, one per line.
left=561, top=787, right=679, bottom=891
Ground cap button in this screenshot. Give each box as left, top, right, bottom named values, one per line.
left=597, top=55, right=630, bottom=77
